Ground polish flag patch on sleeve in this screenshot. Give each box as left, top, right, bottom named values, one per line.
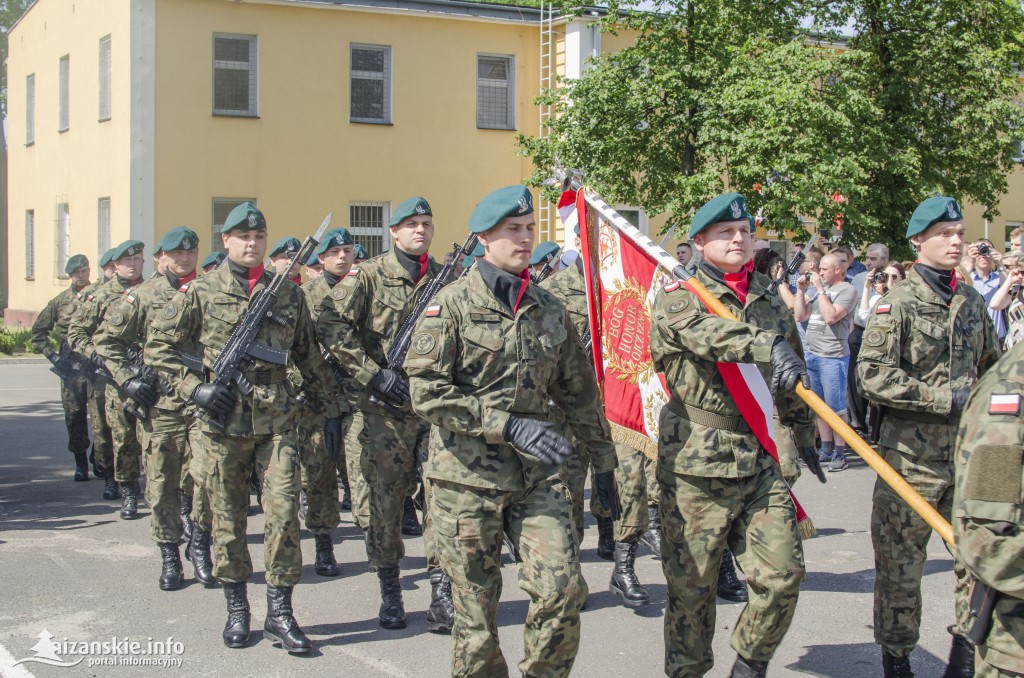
left=179, top=284, right=190, bottom=293
left=988, top=394, right=1022, bottom=415
left=876, top=303, right=892, bottom=314
left=124, top=294, right=135, bottom=304
left=424, top=305, right=442, bottom=317
left=347, top=268, right=360, bottom=277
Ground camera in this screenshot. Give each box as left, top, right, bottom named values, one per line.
left=977, top=243, right=991, bottom=256
left=803, top=272, right=812, bottom=282
left=871, top=271, right=889, bottom=284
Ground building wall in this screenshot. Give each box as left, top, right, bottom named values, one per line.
left=6, top=0, right=134, bottom=320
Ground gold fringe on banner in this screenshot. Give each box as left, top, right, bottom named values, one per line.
left=609, top=422, right=658, bottom=462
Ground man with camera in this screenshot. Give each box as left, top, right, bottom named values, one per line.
left=966, top=239, right=1008, bottom=347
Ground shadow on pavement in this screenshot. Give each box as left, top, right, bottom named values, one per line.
left=802, top=559, right=953, bottom=594
left=787, top=641, right=947, bottom=677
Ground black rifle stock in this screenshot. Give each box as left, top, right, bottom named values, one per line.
left=196, top=213, right=333, bottom=431
left=967, top=578, right=999, bottom=646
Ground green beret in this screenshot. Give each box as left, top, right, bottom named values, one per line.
left=65, top=254, right=89, bottom=275
left=222, top=202, right=266, bottom=233
left=99, top=248, right=117, bottom=268
left=315, top=228, right=354, bottom=256
left=201, top=252, right=225, bottom=269
left=689, top=192, right=753, bottom=239
left=907, top=196, right=963, bottom=238
left=305, top=252, right=321, bottom=267
left=268, top=236, right=301, bottom=258
left=389, top=197, right=432, bottom=227
left=463, top=243, right=485, bottom=268
left=353, top=244, right=370, bottom=261
left=110, top=239, right=145, bottom=261
left=530, top=242, right=561, bottom=266
left=155, top=226, right=199, bottom=254
left=469, top=185, right=534, bottom=234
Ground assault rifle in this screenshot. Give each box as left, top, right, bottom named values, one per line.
left=531, top=258, right=556, bottom=284
left=967, top=578, right=999, bottom=646
left=121, top=342, right=174, bottom=420
left=196, top=213, right=332, bottom=431
left=369, top=233, right=478, bottom=412
left=767, top=231, right=820, bottom=295
left=47, top=341, right=99, bottom=384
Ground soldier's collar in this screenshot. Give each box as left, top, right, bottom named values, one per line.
left=323, top=270, right=341, bottom=288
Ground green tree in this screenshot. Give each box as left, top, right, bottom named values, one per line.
left=0, top=0, right=33, bottom=118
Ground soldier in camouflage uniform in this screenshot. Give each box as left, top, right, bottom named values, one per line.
left=201, top=251, right=225, bottom=274
left=857, top=197, right=1000, bottom=678
left=32, top=254, right=95, bottom=481
left=405, top=185, right=621, bottom=678
left=147, top=203, right=341, bottom=654
left=953, top=340, right=1024, bottom=678
left=68, top=240, right=148, bottom=519
left=94, top=227, right=212, bottom=591
left=317, top=197, right=451, bottom=633
left=650, top=193, right=823, bottom=678
left=90, top=248, right=119, bottom=489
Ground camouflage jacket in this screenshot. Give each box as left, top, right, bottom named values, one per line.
left=295, top=274, right=356, bottom=415
left=541, top=258, right=588, bottom=341
left=145, top=262, right=340, bottom=437
left=953, top=339, right=1024, bottom=674
left=316, top=248, right=442, bottom=416
left=650, top=268, right=815, bottom=478
left=94, top=274, right=203, bottom=413
left=31, top=283, right=89, bottom=353
left=67, top=277, right=143, bottom=357
left=404, top=266, right=616, bottom=492
left=857, top=267, right=1000, bottom=459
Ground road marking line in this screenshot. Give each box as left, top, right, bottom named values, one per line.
left=0, top=640, right=37, bottom=678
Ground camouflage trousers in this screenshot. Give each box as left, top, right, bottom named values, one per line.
left=871, top=448, right=971, bottom=655
left=103, top=384, right=141, bottom=483
left=139, top=410, right=196, bottom=543
left=560, top=447, right=601, bottom=544
left=607, top=444, right=651, bottom=543
left=646, top=450, right=660, bottom=506
left=660, top=464, right=805, bottom=676
left=772, top=415, right=801, bottom=486
left=431, top=478, right=587, bottom=678
left=88, top=380, right=114, bottom=472
left=187, top=423, right=212, bottom=532
left=340, top=411, right=372, bottom=529
left=297, top=410, right=340, bottom=535
left=202, top=429, right=302, bottom=587
left=355, top=410, right=435, bottom=570
left=976, top=657, right=1024, bottom=678
left=60, top=375, right=90, bottom=454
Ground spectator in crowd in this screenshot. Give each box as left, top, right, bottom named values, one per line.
left=849, top=244, right=890, bottom=300
left=753, top=248, right=796, bottom=310
left=793, top=255, right=820, bottom=346
left=901, top=259, right=916, bottom=272
left=844, top=245, right=867, bottom=279
left=753, top=238, right=770, bottom=252
left=1009, top=226, right=1023, bottom=255
left=794, top=253, right=859, bottom=472
left=676, top=242, right=696, bottom=274
left=966, top=239, right=1008, bottom=345
left=988, top=253, right=1024, bottom=350
left=954, top=265, right=970, bottom=286
left=856, top=263, right=905, bottom=325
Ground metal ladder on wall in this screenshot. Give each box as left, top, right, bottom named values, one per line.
left=538, top=0, right=556, bottom=242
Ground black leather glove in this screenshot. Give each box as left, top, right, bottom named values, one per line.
left=949, top=388, right=970, bottom=422
left=123, top=377, right=159, bottom=409
left=769, top=338, right=806, bottom=394
left=324, top=416, right=342, bottom=462
left=90, top=351, right=107, bottom=369
left=369, top=368, right=410, bottom=405
left=594, top=470, right=623, bottom=522
left=797, top=446, right=827, bottom=484
left=503, top=415, right=573, bottom=466
left=191, top=383, right=236, bottom=418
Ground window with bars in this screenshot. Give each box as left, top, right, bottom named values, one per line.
left=349, top=202, right=391, bottom=257
left=213, top=34, right=258, bottom=117
left=59, top=55, right=70, bottom=132
left=477, top=54, right=514, bottom=130
left=98, top=198, right=111, bottom=263
left=99, top=35, right=112, bottom=121
left=56, top=202, right=71, bottom=278
left=212, top=198, right=257, bottom=254
left=25, top=74, right=35, bottom=145
left=350, top=44, right=391, bottom=124
left=25, top=210, right=35, bottom=280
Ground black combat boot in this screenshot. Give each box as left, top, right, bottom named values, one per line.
left=102, top=469, right=120, bottom=500
left=120, top=481, right=140, bottom=520
left=339, top=472, right=352, bottom=512
left=222, top=583, right=251, bottom=648
left=73, top=451, right=89, bottom=481
left=717, top=548, right=748, bottom=602
left=179, top=491, right=194, bottom=541
left=731, top=656, right=769, bottom=677
left=641, top=504, right=662, bottom=559
left=401, top=496, right=422, bottom=536
left=426, top=569, right=455, bottom=634
left=314, top=533, right=340, bottom=577
left=298, top=489, right=308, bottom=523
left=596, top=516, right=615, bottom=561
left=186, top=526, right=216, bottom=587
left=158, top=542, right=183, bottom=591
left=941, top=635, right=974, bottom=678
left=377, top=566, right=407, bottom=629
left=882, top=650, right=914, bottom=678
left=264, top=585, right=312, bottom=654
left=609, top=541, right=650, bottom=608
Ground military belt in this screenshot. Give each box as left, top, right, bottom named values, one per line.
left=666, top=399, right=750, bottom=433
left=887, top=408, right=949, bottom=425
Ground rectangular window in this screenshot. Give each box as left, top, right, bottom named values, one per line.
left=350, top=44, right=391, bottom=124
left=213, top=34, right=258, bottom=117
left=25, top=210, right=35, bottom=280
left=56, top=202, right=70, bottom=278
left=477, top=54, right=514, bottom=130
left=99, top=35, right=112, bottom=121
left=349, top=202, right=391, bottom=257
left=59, top=55, right=70, bottom=132
left=25, top=74, right=35, bottom=145
left=212, top=198, right=257, bottom=254
left=97, top=198, right=111, bottom=263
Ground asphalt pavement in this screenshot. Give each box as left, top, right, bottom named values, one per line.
left=0, top=362, right=958, bottom=677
